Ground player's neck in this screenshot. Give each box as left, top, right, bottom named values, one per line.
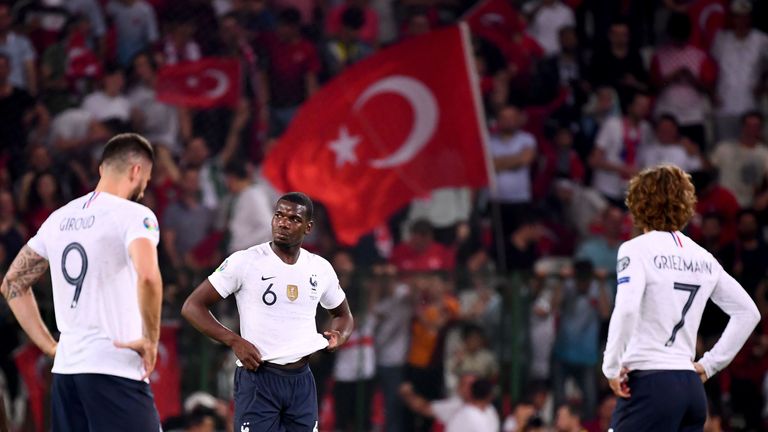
left=270, top=241, right=301, bottom=264
left=94, top=177, right=132, bottom=200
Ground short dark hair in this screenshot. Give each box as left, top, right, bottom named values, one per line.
left=741, top=109, right=764, bottom=124
left=656, top=113, right=680, bottom=129
left=278, top=192, right=314, bottom=220
left=223, top=159, right=249, bottom=179
left=278, top=7, right=302, bottom=26
left=666, top=12, right=691, bottom=43
left=341, top=6, right=365, bottom=30
left=410, top=219, right=434, bottom=236
left=559, top=402, right=582, bottom=419
left=100, top=133, right=154, bottom=168
left=573, top=260, right=594, bottom=278
left=470, top=379, right=494, bottom=400
left=462, top=323, right=486, bottom=340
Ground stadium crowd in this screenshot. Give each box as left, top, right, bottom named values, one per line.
left=1, top=0, right=768, bottom=431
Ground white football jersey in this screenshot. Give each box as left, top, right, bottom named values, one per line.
left=27, top=191, right=160, bottom=381
left=208, top=242, right=346, bottom=365
left=603, top=230, right=760, bottom=380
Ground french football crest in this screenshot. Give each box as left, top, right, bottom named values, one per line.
left=310, top=274, right=318, bottom=288
left=286, top=284, right=299, bottom=301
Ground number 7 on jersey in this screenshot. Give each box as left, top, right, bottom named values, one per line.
left=665, top=282, right=700, bottom=347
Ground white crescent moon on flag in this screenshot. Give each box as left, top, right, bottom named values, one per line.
left=353, top=75, right=438, bottom=169
left=202, top=69, right=230, bottom=99
left=698, top=3, right=723, bottom=30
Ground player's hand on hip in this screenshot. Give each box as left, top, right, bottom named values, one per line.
left=114, top=338, right=158, bottom=380
left=609, top=367, right=631, bottom=399
left=232, top=337, right=262, bottom=370
left=44, top=342, right=57, bottom=359
left=693, top=362, right=708, bottom=383
left=324, top=330, right=342, bottom=352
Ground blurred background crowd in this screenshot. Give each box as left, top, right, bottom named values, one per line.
left=1, top=0, right=768, bottom=431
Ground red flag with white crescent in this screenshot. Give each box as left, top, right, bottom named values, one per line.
left=156, top=58, right=241, bottom=108
left=262, top=25, right=492, bottom=245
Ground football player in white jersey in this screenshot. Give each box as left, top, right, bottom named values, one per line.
left=1, top=133, right=163, bottom=431
left=603, top=165, right=760, bottom=431
left=182, top=192, right=354, bottom=432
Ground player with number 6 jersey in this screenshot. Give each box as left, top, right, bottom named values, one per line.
left=1, top=134, right=163, bottom=431
left=603, top=165, right=760, bottom=432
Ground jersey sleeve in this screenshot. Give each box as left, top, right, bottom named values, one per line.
left=602, top=241, right=647, bottom=379
left=124, top=205, right=160, bottom=248
left=319, top=263, right=346, bottom=310
left=26, top=221, right=49, bottom=259
left=697, top=264, right=761, bottom=378
left=207, top=252, right=245, bottom=298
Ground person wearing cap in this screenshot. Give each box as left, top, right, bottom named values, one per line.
left=711, top=0, right=768, bottom=141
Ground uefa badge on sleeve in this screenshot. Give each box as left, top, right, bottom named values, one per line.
left=286, top=284, right=299, bottom=301
left=143, top=217, right=159, bottom=232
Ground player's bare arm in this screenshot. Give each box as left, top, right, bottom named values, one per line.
left=115, top=238, right=163, bottom=380
left=0, top=246, right=57, bottom=357
left=182, top=279, right=263, bottom=370
left=324, top=298, right=354, bottom=352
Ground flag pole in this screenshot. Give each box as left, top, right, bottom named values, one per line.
left=459, top=23, right=507, bottom=274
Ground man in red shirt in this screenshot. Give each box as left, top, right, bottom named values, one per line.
left=257, top=7, right=321, bottom=137
left=390, top=219, right=455, bottom=273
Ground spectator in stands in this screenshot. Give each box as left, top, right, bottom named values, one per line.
left=583, top=393, right=616, bottom=432
left=554, top=402, right=586, bottom=432
left=20, top=171, right=61, bottom=233
left=404, top=271, right=459, bottom=431
left=0, top=53, right=48, bottom=181
left=552, top=179, right=608, bottom=238
left=128, top=51, right=182, bottom=154
left=400, top=375, right=500, bottom=432
left=40, top=14, right=101, bottom=115
left=577, top=86, right=620, bottom=160
left=710, top=111, right=768, bottom=208
left=48, top=110, right=126, bottom=155
left=230, top=0, right=276, bottom=36
left=639, top=113, right=704, bottom=172
left=524, top=0, right=575, bottom=55
left=63, top=0, right=107, bottom=54
left=494, top=215, right=544, bottom=273
left=221, top=160, right=273, bottom=253
left=446, top=324, right=498, bottom=393
left=326, top=0, right=379, bottom=46
left=106, top=0, right=159, bottom=67
left=689, top=169, right=740, bottom=246
left=533, top=26, right=588, bottom=109
left=732, top=208, right=768, bottom=296
left=161, top=166, right=215, bottom=281
left=650, top=12, right=716, bottom=150
left=540, top=126, right=586, bottom=187
left=574, top=205, right=624, bottom=272
left=699, top=213, right=736, bottom=272
left=371, top=262, right=411, bottom=432
left=402, top=9, right=431, bottom=39
left=711, top=0, right=768, bottom=141
left=458, top=272, right=501, bottom=346
left=258, top=7, right=320, bottom=137
left=0, top=190, right=25, bottom=270
left=332, top=250, right=376, bottom=432
left=552, top=261, right=611, bottom=419
left=501, top=398, right=536, bottom=432
left=589, top=91, right=652, bottom=207
left=158, top=14, right=202, bottom=65
left=528, top=273, right=556, bottom=380
left=181, top=136, right=235, bottom=210
left=405, top=188, right=472, bottom=247
left=321, top=6, right=373, bottom=80
left=390, top=219, right=455, bottom=273
left=588, top=20, right=647, bottom=108
left=0, top=3, right=36, bottom=94
left=489, top=105, right=537, bottom=237
left=81, top=63, right=132, bottom=122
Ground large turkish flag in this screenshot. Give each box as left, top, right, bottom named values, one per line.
left=263, top=25, right=491, bottom=245
left=156, top=58, right=241, bottom=108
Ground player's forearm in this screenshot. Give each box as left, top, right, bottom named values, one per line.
left=181, top=300, right=240, bottom=347
left=602, top=307, right=638, bottom=378
left=329, top=313, right=354, bottom=345
left=137, top=273, right=163, bottom=343
left=7, top=292, right=57, bottom=356
left=699, top=302, right=760, bottom=378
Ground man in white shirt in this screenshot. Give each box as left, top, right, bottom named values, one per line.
left=1, top=134, right=163, bottom=431
left=222, top=160, right=275, bottom=254
left=589, top=91, right=653, bottom=206
left=603, top=165, right=760, bottom=431
left=639, top=114, right=704, bottom=172
left=711, top=0, right=768, bottom=141
left=182, top=192, right=354, bottom=432
left=81, top=64, right=132, bottom=122
left=400, top=374, right=500, bottom=432
left=525, top=0, right=575, bottom=55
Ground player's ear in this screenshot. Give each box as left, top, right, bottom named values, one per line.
left=304, top=220, right=314, bottom=234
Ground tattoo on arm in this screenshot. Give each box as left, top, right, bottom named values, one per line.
left=1, top=246, right=49, bottom=301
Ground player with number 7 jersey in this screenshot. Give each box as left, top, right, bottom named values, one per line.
left=603, top=165, right=760, bottom=432
left=1, top=134, right=164, bottom=431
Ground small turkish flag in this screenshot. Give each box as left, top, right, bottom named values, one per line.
left=463, top=0, right=522, bottom=54
left=263, top=25, right=491, bottom=245
left=156, top=58, right=241, bottom=108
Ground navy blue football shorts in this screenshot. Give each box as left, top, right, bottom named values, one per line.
left=610, top=370, right=707, bottom=432
left=51, top=373, right=161, bottom=432
left=234, top=364, right=318, bottom=432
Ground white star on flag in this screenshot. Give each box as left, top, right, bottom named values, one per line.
left=328, top=126, right=361, bottom=167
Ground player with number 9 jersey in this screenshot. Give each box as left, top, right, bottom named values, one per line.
left=603, top=165, right=760, bottom=432
left=27, top=191, right=159, bottom=379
